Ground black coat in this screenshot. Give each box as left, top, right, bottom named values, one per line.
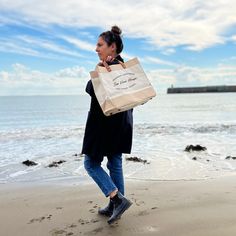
left=81, top=55, right=133, bottom=161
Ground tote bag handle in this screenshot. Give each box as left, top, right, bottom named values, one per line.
left=100, top=59, right=126, bottom=72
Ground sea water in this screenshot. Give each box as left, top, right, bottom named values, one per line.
left=0, top=93, right=236, bottom=185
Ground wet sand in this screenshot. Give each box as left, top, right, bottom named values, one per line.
left=1, top=175, right=236, bottom=236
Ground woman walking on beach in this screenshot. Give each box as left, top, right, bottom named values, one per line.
left=81, top=25, right=133, bottom=224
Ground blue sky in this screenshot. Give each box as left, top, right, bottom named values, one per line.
left=0, top=0, right=236, bottom=95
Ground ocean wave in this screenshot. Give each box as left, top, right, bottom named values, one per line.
left=0, top=122, right=236, bottom=142
left=134, top=122, right=236, bottom=135
left=0, top=126, right=85, bottom=142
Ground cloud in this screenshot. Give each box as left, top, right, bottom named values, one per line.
left=161, top=48, right=176, bottom=56
left=0, top=33, right=87, bottom=61
left=232, top=35, right=236, bottom=42
left=0, top=39, right=42, bottom=57
left=17, top=35, right=84, bottom=58
left=146, top=64, right=236, bottom=92
left=121, top=52, right=136, bottom=60
left=1, top=61, right=235, bottom=95
left=59, top=35, right=95, bottom=52
left=220, top=56, right=236, bottom=63
left=0, top=63, right=90, bottom=95
left=0, top=71, right=9, bottom=81
left=144, top=56, right=178, bottom=67
left=174, top=65, right=236, bottom=84
left=55, top=66, right=87, bottom=78
left=1, top=0, right=236, bottom=51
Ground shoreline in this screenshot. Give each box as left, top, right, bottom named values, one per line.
left=1, top=168, right=236, bottom=187
left=1, top=175, right=236, bottom=236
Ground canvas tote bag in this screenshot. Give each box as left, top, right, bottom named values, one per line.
left=90, top=57, right=156, bottom=116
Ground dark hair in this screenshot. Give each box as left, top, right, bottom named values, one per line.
left=99, top=25, right=123, bottom=54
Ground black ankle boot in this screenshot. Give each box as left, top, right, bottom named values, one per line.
left=107, top=192, right=132, bottom=224
left=98, top=199, right=114, bottom=217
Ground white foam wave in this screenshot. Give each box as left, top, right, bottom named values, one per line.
left=0, top=125, right=85, bottom=142
left=134, top=122, right=236, bottom=135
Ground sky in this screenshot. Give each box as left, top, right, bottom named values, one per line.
left=0, top=0, right=236, bottom=95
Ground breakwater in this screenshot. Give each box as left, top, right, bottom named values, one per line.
left=167, top=85, right=236, bottom=94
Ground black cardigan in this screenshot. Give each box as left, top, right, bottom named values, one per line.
left=81, top=55, right=133, bottom=161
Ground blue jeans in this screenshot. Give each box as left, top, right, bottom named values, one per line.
left=84, top=153, right=124, bottom=197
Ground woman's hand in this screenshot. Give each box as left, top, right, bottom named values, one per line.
left=97, top=55, right=115, bottom=72
left=105, top=55, right=115, bottom=62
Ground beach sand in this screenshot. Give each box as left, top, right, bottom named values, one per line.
left=1, top=175, right=236, bottom=236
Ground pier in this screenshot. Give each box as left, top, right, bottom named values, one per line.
left=167, top=85, right=236, bottom=94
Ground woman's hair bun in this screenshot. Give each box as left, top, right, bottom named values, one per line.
left=111, top=25, right=122, bottom=35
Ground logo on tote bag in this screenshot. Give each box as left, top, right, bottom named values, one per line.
left=113, top=72, right=137, bottom=90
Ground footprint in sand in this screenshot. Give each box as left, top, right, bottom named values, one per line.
left=151, top=206, right=158, bottom=210
left=56, top=206, right=63, bottom=210
left=51, top=229, right=67, bottom=235
left=50, top=218, right=100, bottom=236
left=137, top=210, right=149, bottom=216
left=91, top=219, right=99, bottom=223
left=67, top=223, right=77, bottom=228
left=28, top=214, right=52, bottom=224
left=85, top=227, right=104, bottom=235
left=131, top=198, right=145, bottom=206
left=78, top=218, right=100, bottom=225
left=50, top=229, right=74, bottom=236
left=78, top=219, right=90, bottom=225
left=126, top=225, right=159, bottom=234
left=89, top=208, right=96, bottom=213
left=51, top=223, right=77, bottom=236
left=108, top=222, right=119, bottom=228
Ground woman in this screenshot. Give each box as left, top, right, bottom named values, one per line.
left=81, top=25, right=133, bottom=224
